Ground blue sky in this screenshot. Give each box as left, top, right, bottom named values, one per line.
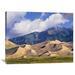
left=6, top=12, right=73, bottom=39
left=25, top=12, right=54, bottom=21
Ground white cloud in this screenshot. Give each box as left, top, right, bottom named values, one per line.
left=12, top=20, right=31, bottom=34
left=7, top=12, right=26, bottom=25
left=12, top=19, right=44, bottom=35
left=11, top=13, right=69, bottom=36
left=45, top=13, right=69, bottom=25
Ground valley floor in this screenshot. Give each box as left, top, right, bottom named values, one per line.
left=5, top=55, right=73, bottom=64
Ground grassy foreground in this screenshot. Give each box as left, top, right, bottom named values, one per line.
left=5, top=56, right=73, bottom=64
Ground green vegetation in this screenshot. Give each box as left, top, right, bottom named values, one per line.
left=5, top=56, right=73, bottom=64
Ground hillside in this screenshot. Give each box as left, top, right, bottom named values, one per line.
left=6, top=40, right=73, bottom=59
left=5, top=39, right=17, bottom=49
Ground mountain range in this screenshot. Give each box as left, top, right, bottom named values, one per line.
left=9, top=27, right=73, bottom=45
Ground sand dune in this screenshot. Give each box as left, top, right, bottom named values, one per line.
left=6, top=45, right=35, bottom=59
left=5, top=39, right=17, bottom=49
left=6, top=40, right=73, bottom=59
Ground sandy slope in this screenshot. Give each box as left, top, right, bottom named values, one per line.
left=6, top=45, right=36, bottom=59
left=6, top=40, right=73, bottom=59
left=5, top=39, right=17, bottom=49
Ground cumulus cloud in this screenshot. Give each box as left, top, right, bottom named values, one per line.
left=12, top=19, right=44, bottom=35
left=7, top=12, right=27, bottom=26
left=45, top=13, right=69, bottom=25
left=11, top=13, right=69, bottom=36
